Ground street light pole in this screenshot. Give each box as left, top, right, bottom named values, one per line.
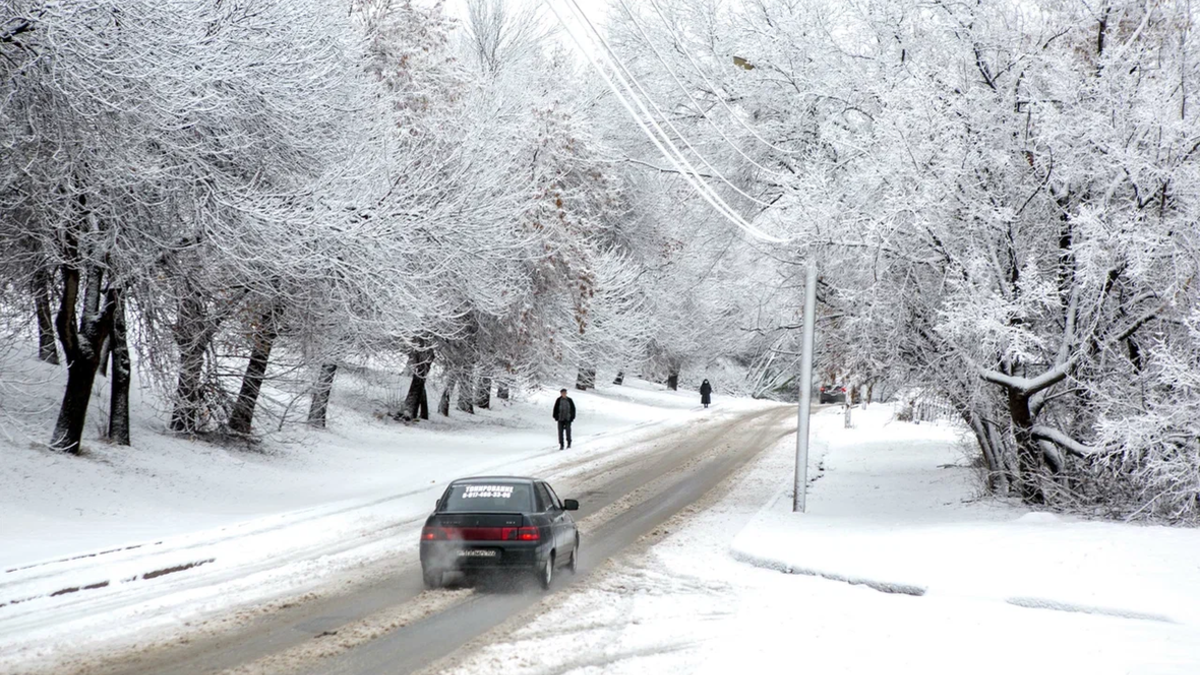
left=793, top=259, right=818, bottom=512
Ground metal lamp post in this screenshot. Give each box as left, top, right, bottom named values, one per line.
left=793, top=260, right=817, bottom=512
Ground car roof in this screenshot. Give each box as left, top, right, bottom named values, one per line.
left=449, top=476, right=542, bottom=485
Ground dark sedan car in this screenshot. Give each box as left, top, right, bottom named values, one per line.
left=818, top=384, right=847, bottom=404
left=420, top=476, right=580, bottom=590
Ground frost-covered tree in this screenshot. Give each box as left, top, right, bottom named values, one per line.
left=604, top=0, right=1200, bottom=518
left=1, top=0, right=402, bottom=444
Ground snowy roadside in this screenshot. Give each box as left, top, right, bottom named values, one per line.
left=0, top=364, right=771, bottom=672
left=434, top=404, right=1200, bottom=675
left=0, top=364, right=734, bottom=570
left=733, top=404, right=1200, bottom=627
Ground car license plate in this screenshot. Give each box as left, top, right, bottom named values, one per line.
left=457, top=549, right=497, bottom=558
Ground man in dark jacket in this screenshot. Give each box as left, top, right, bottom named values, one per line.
left=552, top=388, right=576, bottom=450
left=700, top=379, right=713, bottom=408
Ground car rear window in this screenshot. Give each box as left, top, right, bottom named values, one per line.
left=534, top=483, right=554, bottom=512
left=440, top=482, right=534, bottom=513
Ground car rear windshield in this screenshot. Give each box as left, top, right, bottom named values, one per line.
left=440, top=482, right=534, bottom=513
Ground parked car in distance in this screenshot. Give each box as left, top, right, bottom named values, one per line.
left=818, top=384, right=847, bottom=404
left=420, top=476, right=580, bottom=590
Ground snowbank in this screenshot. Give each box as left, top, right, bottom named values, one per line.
left=732, top=404, right=1200, bottom=626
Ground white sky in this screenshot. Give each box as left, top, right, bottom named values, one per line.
left=435, top=0, right=613, bottom=56
left=437, top=0, right=611, bottom=22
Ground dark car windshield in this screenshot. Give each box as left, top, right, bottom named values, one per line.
left=440, top=482, right=534, bottom=513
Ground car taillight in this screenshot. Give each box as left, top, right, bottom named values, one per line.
left=423, top=526, right=539, bottom=541
left=507, top=526, right=539, bottom=541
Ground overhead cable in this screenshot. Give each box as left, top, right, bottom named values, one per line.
left=547, top=0, right=787, bottom=243
left=613, top=0, right=795, bottom=180
left=646, top=0, right=801, bottom=156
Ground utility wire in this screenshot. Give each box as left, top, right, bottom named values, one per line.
left=547, top=0, right=787, bottom=243
left=549, top=0, right=769, bottom=239
left=560, top=0, right=770, bottom=210
left=646, top=0, right=800, bottom=156
left=613, top=0, right=795, bottom=180
left=570, top=0, right=779, bottom=208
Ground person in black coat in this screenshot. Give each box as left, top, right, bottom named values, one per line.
left=552, top=388, right=576, bottom=449
left=699, top=379, right=712, bottom=408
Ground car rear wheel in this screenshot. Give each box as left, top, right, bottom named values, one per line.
left=537, top=553, right=554, bottom=590
left=422, top=568, right=442, bottom=590
left=569, top=538, right=579, bottom=574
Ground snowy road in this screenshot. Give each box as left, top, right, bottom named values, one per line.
left=71, top=404, right=794, bottom=675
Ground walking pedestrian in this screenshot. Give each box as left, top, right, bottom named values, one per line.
left=699, top=379, right=712, bottom=408
left=551, top=388, right=576, bottom=450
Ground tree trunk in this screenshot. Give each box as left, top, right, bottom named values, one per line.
left=496, top=382, right=509, bottom=400
left=33, top=268, right=59, bottom=365
left=170, top=341, right=206, bottom=432
left=575, top=368, right=596, bottom=391
left=97, top=335, right=112, bottom=378
left=1006, top=387, right=1045, bottom=504
left=51, top=357, right=102, bottom=454
left=456, top=369, right=475, bottom=414
left=400, top=344, right=434, bottom=421
left=307, top=363, right=338, bottom=428
left=107, top=288, right=130, bottom=445
left=475, top=375, right=491, bottom=409
left=666, top=372, right=679, bottom=391
left=438, top=377, right=455, bottom=416
left=966, top=412, right=1003, bottom=493
left=227, top=307, right=280, bottom=434
left=613, top=371, right=624, bottom=385
left=170, top=295, right=212, bottom=433
left=49, top=264, right=114, bottom=454
left=987, top=420, right=1015, bottom=494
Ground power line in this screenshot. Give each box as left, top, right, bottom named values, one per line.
left=613, top=0, right=796, bottom=180
left=546, top=0, right=787, bottom=244
left=551, top=0, right=769, bottom=238
left=572, top=0, right=780, bottom=208
left=645, top=0, right=801, bottom=157
left=559, top=0, right=768, bottom=210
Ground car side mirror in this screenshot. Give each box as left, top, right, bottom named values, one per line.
left=563, top=499, right=579, bottom=511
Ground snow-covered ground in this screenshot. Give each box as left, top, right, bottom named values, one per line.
left=0, top=353, right=766, bottom=672
left=733, top=406, right=1200, bottom=626
left=0, top=358, right=711, bottom=568
left=438, top=404, right=1200, bottom=675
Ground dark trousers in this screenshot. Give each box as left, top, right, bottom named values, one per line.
left=557, top=421, right=572, bottom=448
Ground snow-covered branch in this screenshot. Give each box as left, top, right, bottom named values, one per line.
left=978, top=357, right=1076, bottom=397
left=1031, top=426, right=1097, bottom=458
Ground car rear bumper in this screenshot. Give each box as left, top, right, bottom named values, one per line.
left=420, top=541, right=545, bottom=571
